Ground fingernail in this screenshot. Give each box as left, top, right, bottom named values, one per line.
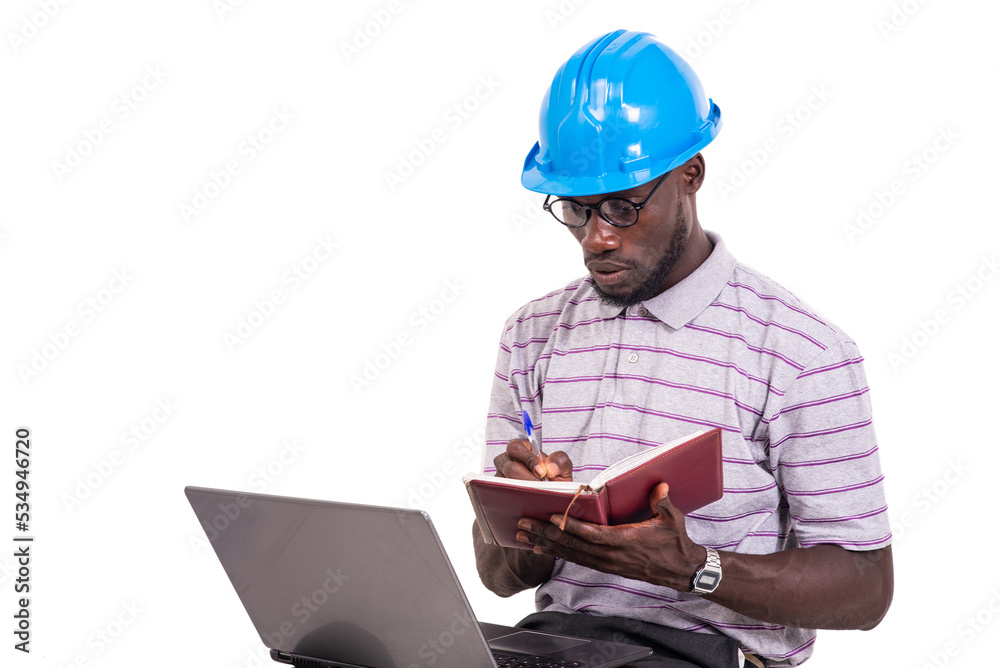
left=534, top=465, right=546, bottom=478
left=517, top=519, right=530, bottom=530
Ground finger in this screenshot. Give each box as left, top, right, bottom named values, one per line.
left=493, top=454, right=533, bottom=480
left=548, top=514, right=618, bottom=546
left=649, top=482, right=671, bottom=510
left=533, top=518, right=611, bottom=560
left=650, top=482, right=685, bottom=525
left=506, top=439, right=548, bottom=479
left=493, top=453, right=538, bottom=480
left=543, top=450, right=574, bottom=481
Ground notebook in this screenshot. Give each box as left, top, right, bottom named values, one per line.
left=184, top=486, right=652, bottom=668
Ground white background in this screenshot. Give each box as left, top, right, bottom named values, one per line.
left=3, top=1, right=999, bottom=667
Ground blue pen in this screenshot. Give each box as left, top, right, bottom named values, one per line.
left=520, top=409, right=546, bottom=480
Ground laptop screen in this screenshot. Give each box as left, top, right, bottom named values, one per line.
left=186, top=487, right=495, bottom=668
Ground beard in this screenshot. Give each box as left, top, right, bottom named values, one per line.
left=591, top=201, right=690, bottom=309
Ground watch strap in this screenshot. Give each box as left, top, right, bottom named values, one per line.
left=692, top=546, right=722, bottom=595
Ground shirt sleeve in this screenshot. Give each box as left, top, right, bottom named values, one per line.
left=481, top=323, right=531, bottom=474
left=767, top=340, right=892, bottom=551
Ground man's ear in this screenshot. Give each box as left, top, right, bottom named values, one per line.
left=682, top=153, right=706, bottom=194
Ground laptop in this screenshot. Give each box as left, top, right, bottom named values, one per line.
left=185, top=486, right=652, bottom=668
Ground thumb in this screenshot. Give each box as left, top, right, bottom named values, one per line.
left=649, top=482, right=674, bottom=518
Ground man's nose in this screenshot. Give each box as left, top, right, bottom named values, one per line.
left=579, top=213, right=621, bottom=254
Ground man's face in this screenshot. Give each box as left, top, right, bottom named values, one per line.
left=565, top=170, right=692, bottom=308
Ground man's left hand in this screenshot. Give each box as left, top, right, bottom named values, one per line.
left=515, top=482, right=706, bottom=592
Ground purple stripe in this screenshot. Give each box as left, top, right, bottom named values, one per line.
left=684, top=323, right=805, bottom=369
left=544, top=431, right=663, bottom=449
left=538, top=435, right=589, bottom=446
left=792, top=505, right=888, bottom=524
left=775, top=636, right=818, bottom=660
left=785, top=475, right=884, bottom=497
left=723, top=481, right=779, bottom=494
left=726, top=280, right=829, bottom=330
left=767, top=419, right=872, bottom=449
left=797, top=533, right=892, bottom=548
left=553, top=317, right=606, bottom=332
left=494, top=371, right=508, bottom=382
left=511, top=337, right=553, bottom=349
left=543, top=344, right=785, bottom=396
left=552, top=578, right=784, bottom=631
left=723, top=457, right=762, bottom=466
left=542, top=401, right=741, bottom=434
left=797, top=357, right=864, bottom=378
left=708, top=302, right=828, bottom=349
left=763, top=388, right=870, bottom=424
left=688, top=508, right=774, bottom=523
left=777, top=445, right=879, bottom=469
left=567, top=296, right=603, bottom=307
left=503, top=310, right=560, bottom=336
left=549, top=577, right=681, bottom=604
left=545, top=373, right=765, bottom=417
left=486, top=413, right=520, bottom=425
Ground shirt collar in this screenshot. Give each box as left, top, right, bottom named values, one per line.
left=591, top=230, right=736, bottom=329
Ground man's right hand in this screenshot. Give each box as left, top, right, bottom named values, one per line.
left=493, top=438, right=574, bottom=482
left=473, top=438, right=574, bottom=597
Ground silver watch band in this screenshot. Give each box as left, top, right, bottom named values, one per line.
left=692, top=546, right=722, bottom=595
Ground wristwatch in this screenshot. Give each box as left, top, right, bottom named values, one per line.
left=691, top=547, right=722, bottom=595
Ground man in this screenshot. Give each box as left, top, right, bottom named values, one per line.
left=472, top=30, right=893, bottom=668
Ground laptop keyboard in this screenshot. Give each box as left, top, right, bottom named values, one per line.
left=493, top=653, right=582, bottom=668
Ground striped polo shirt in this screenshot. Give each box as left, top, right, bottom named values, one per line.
left=481, top=231, right=892, bottom=666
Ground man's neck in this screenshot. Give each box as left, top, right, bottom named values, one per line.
left=661, top=222, right=713, bottom=292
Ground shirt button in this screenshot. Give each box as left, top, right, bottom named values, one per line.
left=638, top=307, right=649, bottom=317
left=627, top=353, right=639, bottom=363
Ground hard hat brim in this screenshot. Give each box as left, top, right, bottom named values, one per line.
left=521, top=102, right=721, bottom=197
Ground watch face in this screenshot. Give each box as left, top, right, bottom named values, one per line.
left=696, top=572, right=719, bottom=588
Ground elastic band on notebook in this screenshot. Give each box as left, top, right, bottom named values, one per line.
left=560, top=485, right=589, bottom=530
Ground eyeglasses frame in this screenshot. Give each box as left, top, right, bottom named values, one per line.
left=541, top=170, right=672, bottom=228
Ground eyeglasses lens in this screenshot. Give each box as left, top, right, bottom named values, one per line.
left=599, top=199, right=638, bottom=226
left=551, top=199, right=587, bottom=227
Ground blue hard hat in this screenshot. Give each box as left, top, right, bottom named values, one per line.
left=521, top=29, right=722, bottom=196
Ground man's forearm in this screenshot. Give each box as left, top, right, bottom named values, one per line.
left=704, top=544, right=894, bottom=630
left=473, top=521, right=555, bottom=597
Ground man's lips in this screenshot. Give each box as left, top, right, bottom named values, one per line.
left=587, top=261, right=633, bottom=286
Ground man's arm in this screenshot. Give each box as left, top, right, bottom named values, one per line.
left=517, top=483, right=893, bottom=630
left=472, top=438, right=574, bottom=597
left=473, top=521, right=556, bottom=597
left=706, top=542, right=893, bottom=630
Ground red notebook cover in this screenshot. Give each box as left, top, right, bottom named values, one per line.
left=466, top=428, right=723, bottom=549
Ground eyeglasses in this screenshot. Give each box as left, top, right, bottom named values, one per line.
left=542, top=171, right=671, bottom=228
